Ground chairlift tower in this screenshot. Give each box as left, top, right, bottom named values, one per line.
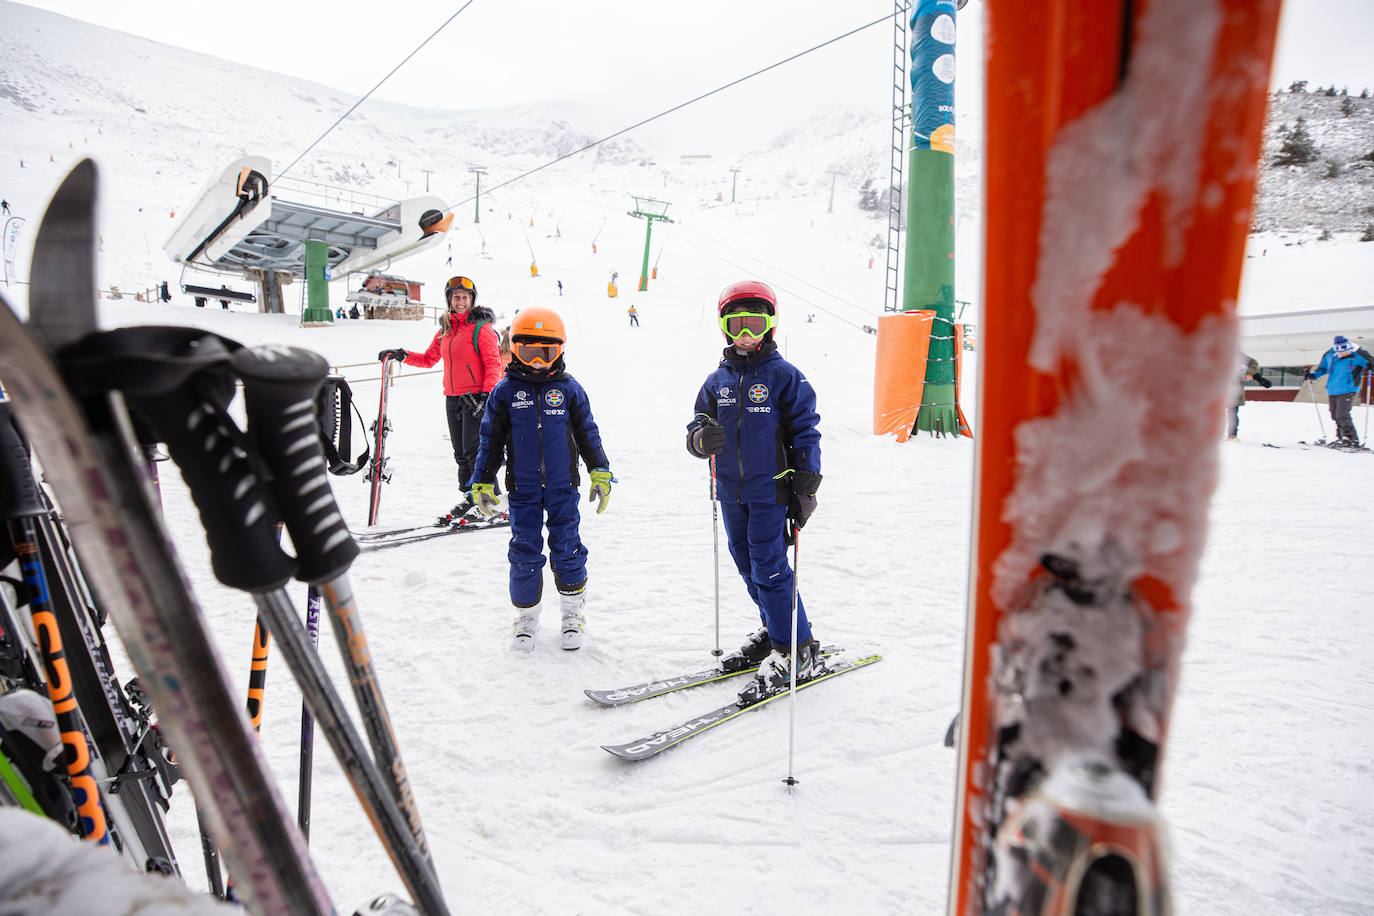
left=628, top=196, right=672, bottom=291
left=468, top=167, right=487, bottom=224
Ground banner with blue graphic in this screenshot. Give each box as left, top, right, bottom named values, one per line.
left=910, top=0, right=957, bottom=153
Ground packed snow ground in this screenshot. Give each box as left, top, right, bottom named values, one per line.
left=3, top=4, right=1374, bottom=914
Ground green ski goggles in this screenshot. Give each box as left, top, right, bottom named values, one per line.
left=720, top=311, right=775, bottom=340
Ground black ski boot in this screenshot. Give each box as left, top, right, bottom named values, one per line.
left=720, top=627, right=772, bottom=673
left=738, top=639, right=823, bottom=703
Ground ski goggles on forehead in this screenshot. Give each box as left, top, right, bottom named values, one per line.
left=512, top=339, right=561, bottom=367
left=446, top=276, right=475, bottom=293
left=720, top=311, right=774, bottom=340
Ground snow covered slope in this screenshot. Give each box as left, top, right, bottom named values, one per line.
left=2, top=4, right=1372, bottom=914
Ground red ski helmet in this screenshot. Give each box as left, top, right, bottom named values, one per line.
left=717, top=280, right=778, bottom=341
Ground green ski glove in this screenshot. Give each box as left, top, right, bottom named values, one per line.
left=469, top=482, right=502, bottom=518
left=587, top=468, right=615, bottom=515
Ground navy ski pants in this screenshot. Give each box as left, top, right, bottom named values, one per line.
left=720, top=501, right=811, bottom=648
left=506, top=485, right=588, bottom=608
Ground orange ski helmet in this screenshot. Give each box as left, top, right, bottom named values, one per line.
left=509, top=306, right=566, bottom=368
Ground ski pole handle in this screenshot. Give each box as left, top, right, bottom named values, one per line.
left=128, top=376, right=298, bottom=592
left=56, top=326, right=298, bottom=592
left=231, top=346, right=359, bottom=584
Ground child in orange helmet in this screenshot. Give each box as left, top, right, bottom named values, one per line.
left=468, top=307, right=614, bottom=651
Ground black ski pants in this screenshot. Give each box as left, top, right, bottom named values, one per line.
left=446, top=395, right=483, bottom=490
left=1328, top=392, right=1358, bottom=443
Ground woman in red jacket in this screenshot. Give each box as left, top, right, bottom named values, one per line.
left=378, top=275, right=502, bottom=518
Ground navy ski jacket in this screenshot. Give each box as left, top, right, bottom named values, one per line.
left=472, top=358, right=609, bottom=494
left=687, top=342, right=821, bottom=505
left=1312, top=348, right=1370, bottom=396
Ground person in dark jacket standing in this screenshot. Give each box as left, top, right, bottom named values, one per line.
left=377, top=275, right=503, bottom=517
left=468, top=306, right=613, bottom=652
left=1305, top=335, right=1370, bottom=447
left=686, top=280, right=822, bottom=701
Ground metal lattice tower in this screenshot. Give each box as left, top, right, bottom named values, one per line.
left=883, top=2, right=910, bottom=313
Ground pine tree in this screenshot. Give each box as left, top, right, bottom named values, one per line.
left=1273, top=117, right=1318, bottom=166
left=1341, top=96, right=1356, bottom=117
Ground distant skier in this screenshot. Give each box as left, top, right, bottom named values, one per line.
left=685, top=280, right=823, bottom=700
left=1, top=199, right=9, bottom=215
left=557, top=279, right=564, bottom=296
left=1227, top=353, right=1259, bottom=439
left=376, top=275, right=501, bottom=519
left=158, top=281, right=171, bottom=303
left=1305, top=335, right=1370, bottom=446
left=467, top=306, right=613, bottom=652
left=349, top=303, right=360, bottom=320
left=627, top=304, right=639, bottom=327
left=218, top=285, right=230, bottom=310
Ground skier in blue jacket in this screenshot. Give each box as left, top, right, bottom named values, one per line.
left=686, top=280, right=823, bottom=700
left=468, top=306, right=613, bottom=652
left=1305, top=335, right=1370, bottom=447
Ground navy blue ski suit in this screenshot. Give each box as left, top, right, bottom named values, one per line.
left=686, top=341, right=821, bottom=649
left=472, top=358, right=610, bottom=607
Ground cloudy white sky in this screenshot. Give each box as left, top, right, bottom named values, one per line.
left=11, top=0, right=1371, bottom=114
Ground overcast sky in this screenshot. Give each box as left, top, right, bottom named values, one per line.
left=10, top=0, right=1373, bottom=111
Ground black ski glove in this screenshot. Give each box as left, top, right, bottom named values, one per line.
left=378, top=348, right=408, bottom=363
left=1253, top=373, right=1272, bottom=389
left=787, top=470, right=822, bottom=530
left=1303, top=368, right=1315, bottom=380
left=461, top=392, right=488, bottom=416
left=688, top=419, right=725, bottom=458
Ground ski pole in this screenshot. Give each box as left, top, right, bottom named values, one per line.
left=78, top=327, right=446, bottom=913
left=297, top=585, right=321, bottom=840
left=1363, top=371, right=1370, bottom=445
left=1305, top=376, right=1326, bottom=439
left=783, top=523, right=800, bottom=791
left=230, top=344, right=446, bottom=906
left=709, top=455, right=722, bottom=658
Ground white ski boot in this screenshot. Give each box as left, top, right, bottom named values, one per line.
left=511, top=605, right=540, bottom=653
left=559, top=590, right=586, bottom=651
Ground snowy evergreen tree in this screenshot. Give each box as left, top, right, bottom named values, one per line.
left=1273, top=117, right=1318, bottom=166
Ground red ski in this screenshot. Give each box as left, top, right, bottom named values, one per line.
left=950, top=2, right=1281, bottom=913
left=366, top=357, right=397, bottom=526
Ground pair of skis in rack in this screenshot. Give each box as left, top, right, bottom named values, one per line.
left=0, top=161, right=447, bottom=914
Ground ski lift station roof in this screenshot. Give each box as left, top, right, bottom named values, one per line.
left=164, top=156, right=452, bottom=281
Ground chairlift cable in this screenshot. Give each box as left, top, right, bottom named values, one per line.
left=457, top=12, right=894, bottom=205
left=278, top=2, right=478, bottom=182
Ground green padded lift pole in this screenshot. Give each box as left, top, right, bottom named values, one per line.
left=302, top=239, right=333, bottom=324
left=904, top=0, right=958, bottom=435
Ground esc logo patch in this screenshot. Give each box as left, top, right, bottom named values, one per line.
left=747, top=384, right=769, bottom=404
left=545, top=388, right=565, bottom=408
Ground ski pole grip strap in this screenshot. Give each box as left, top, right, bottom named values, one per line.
left=231, top=346, right=359, bottom=583
left=0, top=401, right=45, bottom=519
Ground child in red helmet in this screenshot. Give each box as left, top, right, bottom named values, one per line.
left=468, top=307, right=613, bottom=651
left=686, top=280, right=823, bottom=700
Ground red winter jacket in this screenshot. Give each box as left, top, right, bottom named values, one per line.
left=404, top=306, right=502, bottom=396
